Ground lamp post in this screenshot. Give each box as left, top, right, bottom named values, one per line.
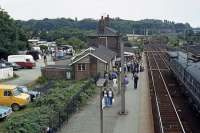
left=96, top=78, right=106, bottom=133
left=119, top=39, right=127, bottom=115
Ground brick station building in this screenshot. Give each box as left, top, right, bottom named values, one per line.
left=70, top=46, right=117, bottom=80
left=88, top=15, right=121, bottom=55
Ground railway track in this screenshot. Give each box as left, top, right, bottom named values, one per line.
left=145, top=44, right=200, bottom=133
left=145, top=45, right=186, bottom=133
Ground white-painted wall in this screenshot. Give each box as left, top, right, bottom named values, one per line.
left=0, top=68, right=13, bottom=80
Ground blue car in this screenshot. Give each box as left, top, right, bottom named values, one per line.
left=0, top=106, right=12, bottom=119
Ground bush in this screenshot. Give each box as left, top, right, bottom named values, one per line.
left=35, top=76, right=48, bottom=85
left=4, top=79, right=96, bottom=133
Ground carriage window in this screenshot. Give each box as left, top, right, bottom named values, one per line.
left=26, top=59, right=30, bottom=62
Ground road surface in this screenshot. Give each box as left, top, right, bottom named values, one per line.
left=3, top=56, right=54, bottom=86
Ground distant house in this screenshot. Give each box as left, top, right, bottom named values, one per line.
left=88, top=15, right=121, bottom=55
left=28, top=39, right=57, bottom=52
left=193, top=28, right=200, bottom=34
left=127, top=34, right=147, bottom=41
left=28, top=39, right=40, bottom=46
left=70, top=46, right=117, bottom=80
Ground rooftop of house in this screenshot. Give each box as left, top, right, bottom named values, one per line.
left=89, top=26, right=120, bottom=37
left=71, top=46, right=117, bottom=65
left=91, top=46, right=117, bottom=62
left=98, top=26, right=119, bottom=36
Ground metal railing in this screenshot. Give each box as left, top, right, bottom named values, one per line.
left=39, top=80, right=94, bottom=133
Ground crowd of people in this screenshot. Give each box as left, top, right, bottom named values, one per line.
left=101, top=58, right=144, bottom=109
left=104, top=56, right=144, bottom=92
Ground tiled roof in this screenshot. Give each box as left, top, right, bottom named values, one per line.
left=91, top=46, right=117, bottom=63
left=70, top=46, right=117, bottom=65
left=104, top=27, right=119, bottom=36
left=91, top=26, right=120, bottom=37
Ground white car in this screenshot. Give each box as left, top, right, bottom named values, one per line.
left=0, top=106, right=12, bottom=119
left=16, top=86, right=40, bottom=102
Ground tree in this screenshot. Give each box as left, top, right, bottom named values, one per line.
left=39, top=45, right=48, bottom=52
left=0, top=8, right=28, bottom=58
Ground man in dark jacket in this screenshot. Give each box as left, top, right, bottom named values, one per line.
left=133, top=73, right=139, bottom=89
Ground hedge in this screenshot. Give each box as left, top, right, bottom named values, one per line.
left=4, top=79, right=96, bottom=133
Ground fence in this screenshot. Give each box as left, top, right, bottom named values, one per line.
left=41, top=65, right=72, bottom=80
left=35, top=81, right=54, bottom=94
left=39, top=80, right=94, bottom=133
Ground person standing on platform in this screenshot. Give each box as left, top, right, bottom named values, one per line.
left=112, top=77, right=118, bottom=92
left=124, top=75, right=129, bottom=89
left=127, top=63, right=131, bottom=72
left=107, top=88, right=114, bottom=107
left=133, top=73, right=139, bottom=89
left=132, top=67, right=136, bottom=80
left=135, top=62, right=139, bottom=73
left=112, top=71, right=117, bottom=79
left=103, top=89, right=108, bottom=107
left=44, top=54, right=47, bottom=66
left=104, top=71, right=109, bottom=81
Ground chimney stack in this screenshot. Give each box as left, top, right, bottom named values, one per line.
left=98, top=16, right=105, bottom=34
left=105, top=14, right=110, bottom=26
left=101, top=16, right=104, bottom=20
left=97, top=15, right=110, bottom=34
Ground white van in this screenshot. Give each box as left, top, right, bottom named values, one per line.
left=8, top=55, right=35, bottom=69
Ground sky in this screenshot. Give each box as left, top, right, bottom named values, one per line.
left=0, top=0, right=200, bottom=27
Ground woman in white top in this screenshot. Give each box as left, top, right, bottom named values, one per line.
left=112, top=78, right=118, bottom=92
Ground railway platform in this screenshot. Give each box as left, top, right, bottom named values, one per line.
left=59, top=53, right=154, bottom=133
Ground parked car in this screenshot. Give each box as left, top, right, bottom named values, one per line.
left=0, top=63, right=6, bottom=68
left=66, top=48, right=74, bottom=56
left=5, top=62, right=22, bottom=70
left=0, top=106, right=12, bottom=119
left=0, top=84, right=30, bottom=111
left=0, top=59, right=22, bottom=70
left=8, top=55, right=36, bottom=69
left=16, top=86, right=40, bottom=102
left=0, top=59, right=7, bottom=63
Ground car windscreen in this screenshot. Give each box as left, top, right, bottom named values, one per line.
left=13, top=88, right=21, bottom=96
left=22, top=87, right=28, bottom=93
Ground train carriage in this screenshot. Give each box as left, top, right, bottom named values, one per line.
left=167, top=51, right=200, bottom=113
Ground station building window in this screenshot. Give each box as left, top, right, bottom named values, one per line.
left=77, top=64, right=86, bottom=71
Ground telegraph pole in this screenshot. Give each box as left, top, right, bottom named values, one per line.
left=119, top=38, right=127, bottom=115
